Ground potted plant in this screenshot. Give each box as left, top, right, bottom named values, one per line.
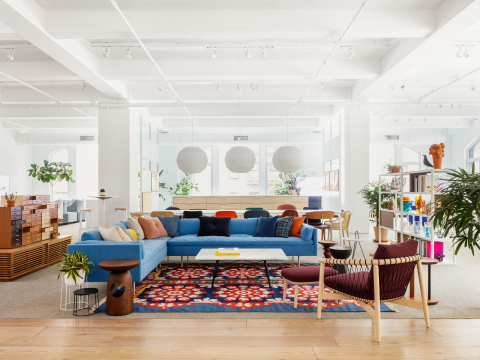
left=388, top=198, right=395, bottom=210
left=158, top=170, right=199, bottom=203
left=27, top=160, right=75, bottom=200
left=279, top=173, right=297, bottom=195
left=4, top=191, right=17, bottom=207
left=430, top=167, right=480, bottom=255
left=51, top=251, right=94, bottom=286
left=273, top=182, right=289, bottom=195
left=384, top=162, right=402, bottom=174
left=295, top=175, right=306, bottom=196
left=358, top=180, right=391, bottom=242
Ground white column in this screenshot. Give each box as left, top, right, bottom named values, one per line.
left=67, top=145, right=76, bottom=199
left=343, top=105, right=370, bottom=233
left=259, top=144, right=267, bottom=195
left=98, top=107, right=140, bottom=225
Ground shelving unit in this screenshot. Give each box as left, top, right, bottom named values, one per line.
left=378, top=169, right=455, bottom=264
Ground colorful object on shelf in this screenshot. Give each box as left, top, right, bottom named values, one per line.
left=424, top=222, right=432, bottom=238
left=414, top=221, right=421, bottom=234
left=99, top=188, right=106, bottom=196
left=426, top=241, right=444, bottom=259
left=429, top=143, right=445, bottom=169
left=403, top=197, right=411, bottom=212
left=415, top=196, right=422, bottom=214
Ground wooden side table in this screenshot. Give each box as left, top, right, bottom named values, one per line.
left=98, top=259, right=140, bottom=316
left=318, top=240, right=338, bottom=267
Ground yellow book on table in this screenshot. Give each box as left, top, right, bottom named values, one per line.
left=215, top=248, right=240, bottom=256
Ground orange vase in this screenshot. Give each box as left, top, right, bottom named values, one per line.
left=432, top=155, right=442, bottom=169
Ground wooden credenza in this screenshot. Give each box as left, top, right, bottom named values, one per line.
left=173, top=196, right=309, bottom=210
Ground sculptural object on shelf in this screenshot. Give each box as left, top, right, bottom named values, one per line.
left=429, top=143, right=445, bottom=169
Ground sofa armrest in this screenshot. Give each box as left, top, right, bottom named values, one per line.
left=300, top=224, right=316, bottom=242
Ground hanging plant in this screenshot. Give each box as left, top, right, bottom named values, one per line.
left=158, top=170, right=199, bottom=202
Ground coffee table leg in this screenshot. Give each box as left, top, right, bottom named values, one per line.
left=211, top=261, right=219, bottom=287
left=264, top=261, right=271, bottom=287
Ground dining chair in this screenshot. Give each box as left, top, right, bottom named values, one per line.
left=166, top=206, right=180, bottom=210
left=245, top=207, right=263, bottom=211
left=277, top=204, right=297, bottom=210
left=244, top=210, right=270, bottom=219
left=331, top=211, right=353, bottom=238
left=305, top=211, right=336, bottom=240
left=183, top=210, right=203, bottom=219
left=281, top=209, right=299, bottom=218
left=215, top=210, right=237, bottom=218
left=151, top=211, right=174, bottom=217
left=130, top=211, right=144, bottom=218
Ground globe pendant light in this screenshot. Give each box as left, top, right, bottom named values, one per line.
left=272, top=89, right=303, bottom=173
left=176, top=107, right=208, bottom=174
left=224, top=94, right=255, bottom=173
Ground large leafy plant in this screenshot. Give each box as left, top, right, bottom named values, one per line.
left=430, top=167, right=480, bottom=255
left=27, top=160, right=75, bottom=197
left=358, top=180, right=390, bottom=227
left=158, top=170, right=199, bottom=202
left=50, top=251, right=94, bottom=285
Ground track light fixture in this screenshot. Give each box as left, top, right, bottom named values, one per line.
left=439, top=104, right=443, bottom=108
left=217, top=83, right=222, bottom=91
left=423, top=118, right=427, bottom=122
left=245, top=47, right=251, bottom=59
left=319, top=82, right=325, bottom=90
left=158, top=84, right=163, bottom=91
left=408, top=118, right=412, bottom=122
left=6, top=50, right=14, bottom=61
left=237, top=83, right=241, bottom=90
left=456, top=46, right=464, bottom=57
left=400, top=81, right=405, bottom=90
left=260, top=47, right=267, bottom=59
left=348, top=46, right=355, bottom=59
left=103, top=47, right=110, bottom=58
left=391, top=83, right=395, bottom=90
left=463, top=46, right=470, bottom=58
left=209, top=47, right=216, bottom=60
left=395, top=118, right=398, bottom=122
left=472, top=81, right=476, bottom=91
left=82, top=81, right=87, bottom=91
left=125, top=47, right=132, bottom=59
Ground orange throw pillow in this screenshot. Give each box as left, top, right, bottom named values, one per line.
left=289, top=216, right=306, bottom=237
left=138, top=217, right=167, bottom=239
left=152, top=217, right=168, bottom=238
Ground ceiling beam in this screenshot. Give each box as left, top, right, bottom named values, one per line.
left=0, top=0, right=129, bottom=100
left=351, top=0, right=480, bottom=100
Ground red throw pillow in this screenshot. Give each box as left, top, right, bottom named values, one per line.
left=138, top=217, right=163, bottom=239
left=289, top=217, right=305, bottom=237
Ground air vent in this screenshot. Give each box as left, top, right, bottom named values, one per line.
left=234, top=135, right=248, bottom=141
left=80, top=136, right=94, bottom=141
left=385, top=135, right=399, bottom=140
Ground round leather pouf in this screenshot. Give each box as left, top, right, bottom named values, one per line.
left=329, top=246, right=352, bottom=275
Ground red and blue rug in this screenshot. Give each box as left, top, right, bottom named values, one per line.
left=98, top=263, right=394, bottom=313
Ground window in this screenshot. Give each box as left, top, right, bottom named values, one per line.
left=467, top=139, right=480, bottom=172
left=401, top=145, right=421, bottom=172
left=219, top=144, right=259, bottom=195
left=267, top=145, right=281, bottom=194
left=193, top=146, right=212, bottom=196
left=323, top=121, right=331, bottom=143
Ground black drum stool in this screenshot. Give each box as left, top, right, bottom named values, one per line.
left=329, top=246, right=352, bottom=274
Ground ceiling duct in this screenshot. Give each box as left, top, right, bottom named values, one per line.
left=80, top=136, right=95, bottom=141
left=385, top=135, right=400, bottom=140
left=234, top=135, right=248, bottom=141
left=16, top=133, right=98, bottom=145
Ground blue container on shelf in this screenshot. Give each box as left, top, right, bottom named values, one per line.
left=403, top=197, right=411, bottom=212
left=414, top=215, right=421, bottom=234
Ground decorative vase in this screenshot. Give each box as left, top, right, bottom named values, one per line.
left=288, top=189, right=295, bottom=196
left=6, top=200, right=15, bottom=207
left=99, top=189, right=106, bottom=197
left=63, top=270, right=85, bottom=287
left=296, top=190, right=301, bottom=196
left=388, top=204, right=394, bottom=210
left=373, top=226, right=389, bottom=243
left=429, top=143, right=445, bottom=169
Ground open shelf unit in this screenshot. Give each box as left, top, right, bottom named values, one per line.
left=378, top=169, right=455, bottom=264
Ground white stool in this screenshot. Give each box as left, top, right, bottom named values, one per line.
left=79, top=209, right=93, bottom=240
left=115, top=207, right=128, bottom=222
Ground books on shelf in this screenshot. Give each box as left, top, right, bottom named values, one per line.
left=215, top=248, right=240, bottom=256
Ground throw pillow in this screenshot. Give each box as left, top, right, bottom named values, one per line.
left=137, top=217, right=162, bottom=239
left=254, top=216, right=279, bottom=237
left=274, top=216, right=294, bottom=238
left=197, top=216, right=231, bottom=237
left=127, top=217, right=145, bottom=240
left=122, top=228, right=136, bottom=241
left=126, top=228, right=138, bottom=240
left=157, top=216, right=180, bottom=237
left=116, top=226, right=132, bottom=241
left=289, top=217, right=306, bottom=237
left=99, top=226, right=123, bottom=242
left=153, top=217, right=168, bottom=238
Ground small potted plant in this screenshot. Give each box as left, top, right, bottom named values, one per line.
left=384, top=162, right=402, bottom=174
left=388, top=198, right=395, bottom=210
left=295, top=175, right=306, bottom=196
left=5, top=192, right=17, bottom=207
left=358, top=180, right=391, bottom=242
left=99, top=188, right=106, bottom=196
left=51, top=251, right=94, bottom=286
left=279, top=173, right=297, bottom=195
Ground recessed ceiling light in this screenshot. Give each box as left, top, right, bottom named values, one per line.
left=6, top=50, right=14, bottom=61
left=103, top=47, right=110, bottom=58
left=245, top=47, right=251, bottom=60
left=125, top=47, right=132, bottom=59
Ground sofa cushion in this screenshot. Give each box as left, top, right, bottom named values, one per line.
left=230, top=218, right=258, bottom=235
left=127, top=218, right=145, bottom=240
left=138, top=217, right=168, bottom=239
left=254, top=216, right=278, bottom=237
left=282, top=265, right=338, bottom=283
left=98, top=226, right=124, bottom=241
left=198, top=216, right=230, bottom=237
left=157, top=216, right=180, bottom=237
left=373, top=239, right=418, bottom=260
left=300, top=225, right=314, bottom=241
left=142, top=238, right=169, bottom=262
left=290, top=217, right=306, bottom=237
left=168, top=234, right=311, bottom=247
left=274, top=216, right=294, bottom=238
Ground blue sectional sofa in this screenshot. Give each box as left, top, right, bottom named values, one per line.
left=67, top=218, right=318, bottom=283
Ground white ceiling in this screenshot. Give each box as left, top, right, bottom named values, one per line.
left=0, top=0, right=480, bottom=133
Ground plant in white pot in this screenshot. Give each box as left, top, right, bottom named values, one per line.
left=358, top=180, right=390, bottom=243
left=51, top=251, right=94, bottom=286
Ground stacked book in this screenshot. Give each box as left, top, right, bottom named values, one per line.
left=215, top=248, right=240, bottom=256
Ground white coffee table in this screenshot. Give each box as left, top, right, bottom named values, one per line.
left=195, top=248, right=288, bottom=287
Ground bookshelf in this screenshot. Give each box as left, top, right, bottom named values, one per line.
left=378, top=169, right=455, bottom=264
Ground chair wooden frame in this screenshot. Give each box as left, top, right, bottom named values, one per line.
left=306, top=211, right=338, bottom=240
left=283, top=279, right=318, bottom=309
left=151, top=211, right=174, bottom=217
left=331, top=210, right=352, bottom=238
left=317, top=255, right=430, bottom=343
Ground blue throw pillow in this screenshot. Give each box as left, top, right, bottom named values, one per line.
left=197, top=217, right=231, bottom=237
left=156, top=216, right=180, bottom=237
left=254, top=216, right=278, bottom=237
left=274, top=216, right=294, bottom=238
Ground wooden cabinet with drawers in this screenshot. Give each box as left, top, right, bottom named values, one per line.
left=172, top=195, right=309, bottom=210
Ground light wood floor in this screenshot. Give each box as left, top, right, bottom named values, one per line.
left=0, top=319, right=480, bottom=359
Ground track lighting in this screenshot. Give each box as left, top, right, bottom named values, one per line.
left=237, top=83, right=241, bottom=90
left=400, top=81, right=405, bottom=90
left=456, top=46, right=463, bottom=57
left=439, top=104, right=443, bottom=108
left=319, top=82, right=325, bottom=90
left=408, top=118, right=412, bottom=122
left=6, top=50, right=14, bottom=61
left=209, top=47, right=216, bottom=60
left=245, top=47, right=251, bottom=59
left=82, top=81, right=87, bottom=91
left=391, top=83, right=395, bottom=90
left=348, top=46, right=355, bottom=59
left=450, top=104, right=454, bottom=108
left=103, top=47, right=110, bottom=58
left=125, top=47, right=132, bottom=59
left=260, top=47, right=267, bottom=59
left=424, top=118, right=427, bottom=122
left=158, top=84, right=163, bottom=91
left=217, top=83, right=222, bottom=91
left=463, top=46, right=470, bottom=58
left=395, top=118, right=398, bottom=122
left=472, top=81, right=476, bottom=91
left=256, top=82, right=260, bottom=90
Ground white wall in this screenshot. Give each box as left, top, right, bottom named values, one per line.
left=0, top=127, right=32, bottom=195
left=449, top=125, right=480, bottom=170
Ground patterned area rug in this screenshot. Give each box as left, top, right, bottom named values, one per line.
left=98, top=263, right=394, bottom=313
